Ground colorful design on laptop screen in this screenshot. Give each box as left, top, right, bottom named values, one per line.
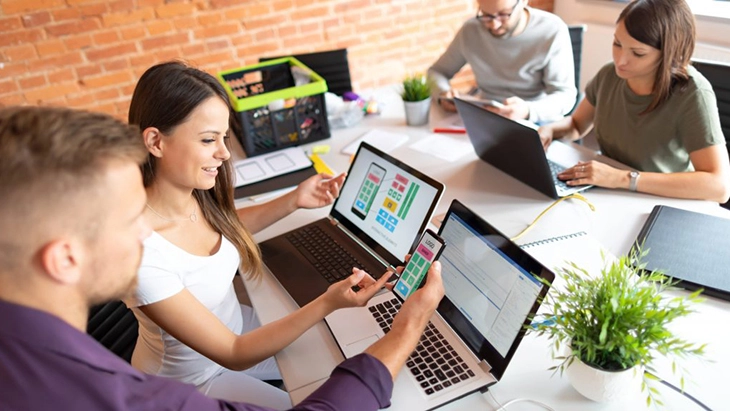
left=334, top=146, right=440, bottom=262
left=351, top=163, right=386, bottom=220
left=375, top=174, right=420, bottom=233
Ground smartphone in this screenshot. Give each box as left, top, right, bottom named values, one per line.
left=351, top=162, right=386, bottom=220
left=393, top=229, right=446, bottom=300
left=460, top=95, right=505, bottom=109
left=445, top=95, right=505, bottom=110
left=485, top=99, right=505, bottom=109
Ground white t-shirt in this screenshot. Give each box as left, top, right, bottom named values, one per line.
left=124, top=231, right=243, bottom=387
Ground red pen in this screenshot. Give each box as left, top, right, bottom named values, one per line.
left=432, top=128, right=466, bottom=134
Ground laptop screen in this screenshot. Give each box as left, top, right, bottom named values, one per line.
left=436, top=200, right=554, bottom=380
left=331, top=143, right=444, bottom=267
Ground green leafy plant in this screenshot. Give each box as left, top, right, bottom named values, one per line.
left=532, top=248, right=706, bottom=406
left=401, top=74, right=432, bottom=102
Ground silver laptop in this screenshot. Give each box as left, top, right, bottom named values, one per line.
left=259, top=142, right=445, bottom=307
left=455, top=97, right=597, bottom=199
left=326, top=199, right=555, bottom=410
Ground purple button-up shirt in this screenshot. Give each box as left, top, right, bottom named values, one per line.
left=0, top=300, right=393, bottom=411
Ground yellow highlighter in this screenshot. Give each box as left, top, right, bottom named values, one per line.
left=308, top=153, right=335, bottom=176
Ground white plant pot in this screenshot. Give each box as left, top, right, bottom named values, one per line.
left=566, top=356, right=644, bottom=402
left=403, top=97, right=431, bottom=126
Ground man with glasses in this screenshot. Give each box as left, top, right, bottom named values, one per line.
left=429, top=0, right=576, bottom=124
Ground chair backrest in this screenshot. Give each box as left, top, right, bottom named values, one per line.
left=260, top=48, right=352, bottom=96
left=567, top=25, right=587, bottom=114
left=86, top=300, right=138, bottom=363
left=691, top=59, right=730, bottom=209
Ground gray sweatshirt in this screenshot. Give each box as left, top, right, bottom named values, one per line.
left=428, top=8, right=576, bottom=123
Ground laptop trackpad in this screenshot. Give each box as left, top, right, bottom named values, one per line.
left=344, top=334, right=380, bottom=357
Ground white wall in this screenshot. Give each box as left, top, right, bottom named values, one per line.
left=554, top=0, right=730, bottom=90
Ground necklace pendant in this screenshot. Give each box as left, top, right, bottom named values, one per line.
left=190, top=213, right=198, bottom=223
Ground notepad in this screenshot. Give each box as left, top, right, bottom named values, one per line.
left=633, top=205, right=730, bottom=301
left=409, top=134, right=473, bottom=162
left=341, top=129, right=408, bottom=155
left=233, top=147, right=312, bottom=188
left=518, top=231, right=613, bottom=279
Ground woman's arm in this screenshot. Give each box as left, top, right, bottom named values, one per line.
left=558, top=145, right=730, bottom=203
left=138, top=268, right=390, bottom=371
left=236, top=172, right=346, bottom=234
left=633, top=145, right=730, bottom=202
left=537, top=98, right=596, bottom=150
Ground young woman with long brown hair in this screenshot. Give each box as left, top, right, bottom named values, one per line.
left=125, top=61, right=390, bottom=408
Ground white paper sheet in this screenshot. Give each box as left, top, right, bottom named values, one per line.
left=341, top=129, right=409, bottom=155
left=409, top=134, right=473, bottom=162
left=233, top=147, right=312, bottom=187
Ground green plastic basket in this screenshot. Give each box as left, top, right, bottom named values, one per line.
left=217, top=57, right=330, bottom=156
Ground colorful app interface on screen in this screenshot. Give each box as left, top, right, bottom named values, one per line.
left=394, top=231, right=444, bottom=300
left=351, top=162, right=386, bottom=220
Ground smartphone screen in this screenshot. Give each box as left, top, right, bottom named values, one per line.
left=351, top=162, right=386, bottom=220
left=393, top=229, right=445, bottom=300
left=486, top=99, right=505, bottom=109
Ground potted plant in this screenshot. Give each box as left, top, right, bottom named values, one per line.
left=532, top=249, right=705, bottom=406
left=400, top=74, right=432, bottom=126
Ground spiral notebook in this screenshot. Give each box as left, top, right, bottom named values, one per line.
left=517, top=231, right=612, bottom=277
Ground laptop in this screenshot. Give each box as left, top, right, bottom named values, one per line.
left=454, top=97, right=597, bottom=199
left=325, top=199, right=555, bottom=410
left=259, top=142, right=445, bottom=307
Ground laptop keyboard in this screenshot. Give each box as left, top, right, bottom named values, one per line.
left=547, top=159, right=571, bottom=191
left=287, top=225, right=367, bottom=284
left=369, top=298, right=476, bottom=396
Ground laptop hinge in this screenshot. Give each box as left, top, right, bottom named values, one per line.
left=327, top=216, right=395, bottom=272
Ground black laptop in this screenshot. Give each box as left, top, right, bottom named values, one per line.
left=454, top=97, right=595, bottom=199
left=325, top=199, right=556, bottom=409
left=259, top=142, right=445, bottom=306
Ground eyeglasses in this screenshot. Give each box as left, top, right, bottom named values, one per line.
left=476, top=0, right=521, bottom=23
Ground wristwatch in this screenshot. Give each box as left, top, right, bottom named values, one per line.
left=629, top=170, right=641, bottom=192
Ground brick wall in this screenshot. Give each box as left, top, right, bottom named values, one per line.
left=0, top=0, right=554, bottom=118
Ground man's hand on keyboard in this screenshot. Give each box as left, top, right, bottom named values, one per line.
left=321, top=267, right=392, bottom=311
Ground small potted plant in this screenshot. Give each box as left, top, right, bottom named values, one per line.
left=532, top=249, right=705, bottom=406
left=400, top=74, right=432, bottom=126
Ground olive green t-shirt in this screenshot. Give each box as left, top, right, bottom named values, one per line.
left=585, top=62, right=724, bottom=173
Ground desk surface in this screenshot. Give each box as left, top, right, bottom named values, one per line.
left=239, top=88, right=730, bottom=410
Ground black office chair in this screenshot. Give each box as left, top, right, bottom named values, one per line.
left=87, top=300, right=138, bottom=363
left=260, top=48, right=353, bottom=96
left=692, top=59, right=730, bottom=209
left=568, top=25, right=587, bottom=115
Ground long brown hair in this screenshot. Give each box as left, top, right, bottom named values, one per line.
left=618, top=0, right=696, bottom=114
left=128, top=61, right=262, bottom=279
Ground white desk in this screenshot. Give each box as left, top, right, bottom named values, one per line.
left=240, top=89, right=730, bottom=410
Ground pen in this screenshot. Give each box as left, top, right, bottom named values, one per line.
left=432, top=128, right=466, bottom=134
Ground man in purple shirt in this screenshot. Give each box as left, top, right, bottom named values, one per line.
left=0, top=106, right=445, bottom=411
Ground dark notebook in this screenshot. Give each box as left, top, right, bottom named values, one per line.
left=633, top=205, right=730, bottom=301
left=234, top=165, right=317, bottom=199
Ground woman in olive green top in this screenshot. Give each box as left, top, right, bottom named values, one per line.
left=538, top=0, right=730, bottom=203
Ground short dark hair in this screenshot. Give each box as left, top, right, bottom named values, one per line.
left=618, top=0, right=696, bottom=114
left=0, top=106, right=147, bottom=270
